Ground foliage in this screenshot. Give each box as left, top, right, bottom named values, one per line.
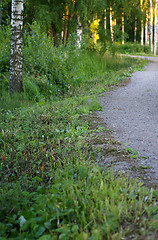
left=23, top=22, right=76, bottom=98
left=0, top=22, right=146, bottom=103
left=0, top=26, right=10, bottom=93
left=0, top=19, right=157, bottom=240
left=0, top=95, right=158, bottom=239
left=112, top=42, right=151, bottom=55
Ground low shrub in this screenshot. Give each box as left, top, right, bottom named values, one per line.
left=112, top=42, right=151, bottom=54
left=23, top=22, right=76, bottom=98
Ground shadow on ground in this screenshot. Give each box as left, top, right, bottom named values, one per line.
left=83, top=113, right=157, bottom=189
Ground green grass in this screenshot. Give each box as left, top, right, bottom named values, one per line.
left=0, top=53, right=146, bottom=111
left=0, top=22, right=147, bottom=107
left=0, top=96, right=158, bottom=239
left=112, top=42, right=151, bottom=55
left=0, top=25, right=157, bottom=239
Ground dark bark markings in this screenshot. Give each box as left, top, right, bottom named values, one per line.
left=10, top=0, right=24, bottom=95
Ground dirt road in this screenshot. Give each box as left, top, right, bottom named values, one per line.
left=98, top=56, right=158, bottom=184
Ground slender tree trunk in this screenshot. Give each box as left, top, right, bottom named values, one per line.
left=63, top=5, right=69, bottom=44
left=104, top=9, right=107, bottom=35
left=51, top=22, right=58, bottom=45
left=122, top=12, right=125, bottom=45
left=110, top=6, right=114, bottom=42
left=149, top=0, right=153, bottom=53
left=0, top=0, right=2, bottom=26
left=63, top=23, right=68, bottom=44
left=134, top=17, right=137, bottom=43
left=10, top=0, right=24, bottom=95
left=140, top=0, right=144, bottom=45
left=76, top=14, right=82, bottom=48
left=145, top=10, right=149, bottom=46
left=154, top=0, right=157, bottom=55
left=113, top=15, right=116, bottom=41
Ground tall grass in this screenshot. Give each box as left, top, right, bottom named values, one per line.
left=0, top=22, right=146, bottom=107
left=112, top=42, right=151, bottom=55
left=0, top=23, right=157, bottom=239
left=0, top=97, right=158, bottom=239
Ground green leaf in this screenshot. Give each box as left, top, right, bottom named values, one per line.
left=35, top=226, right=45, bottom=237
left=38, top=235, right=52, bottom=240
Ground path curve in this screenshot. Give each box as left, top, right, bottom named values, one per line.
left=98, top=56, right=158, bottom=183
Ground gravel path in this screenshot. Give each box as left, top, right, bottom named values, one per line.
left=98, top=56, right=158, bottom=183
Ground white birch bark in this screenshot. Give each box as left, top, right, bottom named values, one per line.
left=145, top=11, right=149, bottom=46
left=154, top=0, right=157, bottom=55
left=76, top=14, right=83, bottom=48
left=110, top=6, right=114, bottom=42
left=10, top=0, right=24, bottom=95
left=140, top=0, right=144, bottom=45
left=149, top=0, right=153, bottom=53
left=104, top=9, right=107, bottom=33
left=122, top=12, right=125, bottom=45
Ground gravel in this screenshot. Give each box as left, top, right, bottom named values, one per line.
left=98, top=56, right=158, bottom=183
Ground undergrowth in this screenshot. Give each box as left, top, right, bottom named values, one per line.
left=0, top=22, right=147, bottom=108
left=0, top=23, right=157, bottom=239
left=0, top=97, right=158, bottom=239
left=112, top=42, right=151, bottom=55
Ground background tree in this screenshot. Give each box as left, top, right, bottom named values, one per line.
left=154, top=0, right=157, bottom=55
left=10, top=0, right=24, bottom=95
left=149, top=0, right=153, bottom=53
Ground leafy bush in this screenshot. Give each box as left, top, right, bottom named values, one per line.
left=0, top=22, right=147, bottom=101
left=23, top=22, right=76, bottom=98
left=113, top=42, right=151, bottom=54
left=23, top=75, right=40, bottom=101
left=0, top=26, right=10, bottom=73
left=0, top=26, right=10, bottom=93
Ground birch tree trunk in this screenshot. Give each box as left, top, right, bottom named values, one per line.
left=145, top=10, right=149, bottom=46
left=122, top=12, right=125, bottom=45
left=10, top=0, right=24, bottom=95
left=134, top=17, right=137, bottom=43
left=104, top=9, right=107, bottom=34
left=110, top=6, right=114, bottom=42
left=154, top=0, right=157, bottom=55
left=149, top=0, right=153, bottom=53
left=140, top=0, right=144, bottom=45
left=76, top=14, right=83, bottom=48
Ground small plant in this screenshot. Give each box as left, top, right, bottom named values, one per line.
left=127, top=147, right=139, bottom=155
left=0, top=22, right=157, bottom=240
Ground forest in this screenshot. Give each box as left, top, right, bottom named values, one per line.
left=0, top=0, right=158, bottom=239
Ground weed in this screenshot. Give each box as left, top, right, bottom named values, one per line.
left=127, top=148, right=139, bottom=155
left=0, top=24, right=157, bottom=240
left=139, top=165, right=152, bottom=170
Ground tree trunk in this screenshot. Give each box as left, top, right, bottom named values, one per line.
left=134, top=17, right=137, bottom=43
left=104, top=8, right=107, bottom=41
left=63, top=5, right=69, bottom=44
left=145, top=10, right=149, bottom=46
left=76, top=14, right=82, bottom=48
left=140, top=0, right=144, bottom=45
left=110, top=6, right=114, bottom=42
left=122, top=12, right=125, bottom=45
left=154, top=0, right=157, bottom=55
left=10, top=0, right=24, bottom=95
left=104, top=9, right=107, bottom=31
left=149, top=0, right=153, bottom=53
